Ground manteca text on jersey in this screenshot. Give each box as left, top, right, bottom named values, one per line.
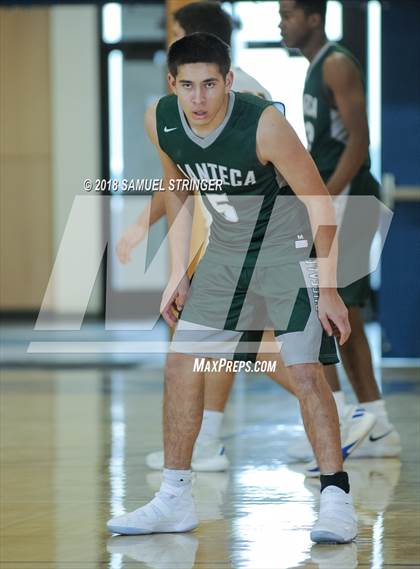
left=177, top=162, right=257, bottom=189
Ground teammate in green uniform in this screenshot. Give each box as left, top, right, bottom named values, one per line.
left=108, top=32, right=358, bottom=544
left=279, top=0, right=400, bottom=459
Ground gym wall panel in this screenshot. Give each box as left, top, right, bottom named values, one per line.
left=49, top=6, right=102, bottom=315
left=0, top=8, right=53, bottom=310
left=0, top=6, right=103, bottom=315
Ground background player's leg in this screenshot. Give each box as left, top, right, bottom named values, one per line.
left=146, top=333, right=298, bottom=471
left=338, top=306, right=381, bottom=402
left=323, top=364, right=348, bottom=418
left=191, top=370, right=236, bottom=472
left=313, top=307, right=399, bottom=459
left=324, top=364, right=341, bottom=392
left=339, top=306, right=401, bottom=457
left=257, top=330, right=296, bottom=394
left=203, top=370, right=235, bottom=411
left=195, top=338, right=295, bottom=469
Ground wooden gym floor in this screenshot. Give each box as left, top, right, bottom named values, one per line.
left=1, top=363, right=419, bottom=568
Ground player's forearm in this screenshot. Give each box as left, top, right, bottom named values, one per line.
left=134, top=191, right=166, bottom=230
left=326, top=133, right=369, bottom=196
left=149, top=191, right=166, bottom=225
left=164, top=184, right=194, bottom=276
left=305, top=198, right=338, bottom=290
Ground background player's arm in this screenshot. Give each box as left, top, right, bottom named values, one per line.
left=257, top=107, right=350, bottom=344
left=145, top=104, right=194, bottom=325
left=140, top=192, right=167, bottom=229
left=116, top=104, right=168, bottom=264
left=116, top=192, right=166, bottom=264
left=323, top=53, right=370, bottom=196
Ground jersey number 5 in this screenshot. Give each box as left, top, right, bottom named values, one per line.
left=206, top=193, right=239, bottom=223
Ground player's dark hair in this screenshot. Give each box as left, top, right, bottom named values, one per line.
left=168, top=32, right=231, bottom=78
left=295, top=0, right=327, bottom=23
left=173, top=1, right=233, bottom=46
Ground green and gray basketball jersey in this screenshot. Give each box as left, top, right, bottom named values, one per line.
left=156, top=92, right=311, bottom=267
left=303, top=42, right=370, bottom=177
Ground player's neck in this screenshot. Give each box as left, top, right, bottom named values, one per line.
left=301, top=32, right=328, bottom=63
left=190, top=93, right=230, bottom=138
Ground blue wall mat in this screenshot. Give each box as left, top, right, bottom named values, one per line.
left=379, top=202, right=420, bottom=357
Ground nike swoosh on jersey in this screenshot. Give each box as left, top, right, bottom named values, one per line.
left=164, top=126, right=177, bottom=133
left=369, top=430, right=394, bottom=443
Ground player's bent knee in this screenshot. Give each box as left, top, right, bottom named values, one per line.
left=288, top=363, right=323, bottom=391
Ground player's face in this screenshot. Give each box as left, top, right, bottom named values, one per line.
left=168, top=63, right=233, bottom=129
left=279, top=1, right=312, bottom=49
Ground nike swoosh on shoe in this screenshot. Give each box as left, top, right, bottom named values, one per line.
left=369, top=429, right=394, bottom=442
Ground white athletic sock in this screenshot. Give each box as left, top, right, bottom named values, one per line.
left=360, top=399, right=393, bottom=434
left=196, top=410, right=224, bottom=445
left=160, top=468, right=192, bottom=499
left=333, top=390, right=347, bottom=419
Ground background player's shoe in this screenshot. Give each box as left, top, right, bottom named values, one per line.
left=310, top=542, right=357, bottom=569
left=310, top=486, right=357, bottom=544
left=303, top=406, right=376, bottom=476
left=107, top=534, right=199, bottom=569
left=107, top=483, right=198, bottom=535
left=350, top=426, right=401, bottom=458
left=288, top=405, right=375, bottom=462
left=146, top=440, right=229, bottom=472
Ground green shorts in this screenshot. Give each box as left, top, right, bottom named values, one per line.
left=171, top=256, right=338, bottom=367
left=326, top=168, right=381, bottom=307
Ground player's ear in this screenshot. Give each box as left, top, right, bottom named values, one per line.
left=167, top=72, right=177, bottom=93
left=308, top=13, right=322, bottom=30
left=225, top=70, right=234, bottom=92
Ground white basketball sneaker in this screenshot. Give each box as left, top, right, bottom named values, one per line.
left=311, top=486, right=358, bottom=544
left=107, top=482, right=198, bottom=535
left=288, top=405, right=375, bottom=464
left=304, top=406, right=376, bottom=476
left=350, top=426, right=401, bottom=458
left=146, top=440, right=229, bottom=472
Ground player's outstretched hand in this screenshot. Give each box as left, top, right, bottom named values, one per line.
left=116, top=223, right=147, bottom=264
left=318, top=290, right=351, bottom=346
left=160, top=274, right=190, bottom=327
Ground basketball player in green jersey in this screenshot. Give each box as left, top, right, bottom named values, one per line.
left=117, top=3, right=286, bottom=474
left=117, top=1, right=375, bottom=475
left=279, top=0, right=400, bottom=460
left=108, top=32, right=358, bottom=543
